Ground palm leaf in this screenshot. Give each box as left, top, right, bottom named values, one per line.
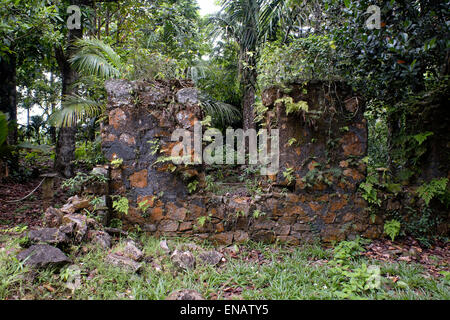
left=199, top=93, right=241, bottom=128
left=49, top=95, right=104, bottom=128
left=69, top=38, right=124, bottom=79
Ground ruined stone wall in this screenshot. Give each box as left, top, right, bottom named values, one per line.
left=101, top=79, right=382, bottom=245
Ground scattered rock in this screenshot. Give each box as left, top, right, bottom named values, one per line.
left=104, top=227, right=128, bottom=237
left=27, top=228, right=69, bottom=246
left=171, top=250, right=196, bottom=270
left=61, top=214, right=88, bottom=243
left=105, top=253, right=142, bottom=273
left=198, top=250, right=224, bottom=266
left=61, top=195, right=91, bottom=214
left=123, top=239, right=144, bottom=261
left=43, top=207, right=63, bottom=227
left=160, top=240, right=171, bottom=254
left=166, top=289, right=205, bottom=300
left=64, top=265, right=82, bottom=292
left=17, top=244, right=70, bottom=268
left=88, top=230, right=111, bottom=249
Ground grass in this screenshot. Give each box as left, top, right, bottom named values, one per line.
left=0, top=234, right=448, bottom=300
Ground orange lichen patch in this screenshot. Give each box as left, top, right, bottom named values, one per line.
left=322, top=212, right=337, bottom=224
left=214, top=222, right=225, bottom=233
left=233, top=197, right=250, bottom=204
left=102, top=133, right=117, bottom=142
left=308, top=160, right=319, bottom=171
left=330, top=197, right=348, bottom=212
left=179, top=221, right=193, bottom=231
left=312, top=182, right=327, bottom=191
left=109, top=108, right=127, bottom=129
left=339, top=160, right=349, bottom=168
left=129, top=169, right=148, bottom=188
left=343, top=168, right=365, bottom=181
left=309, top=202, right=323, bottom=212
left=149, top=207, right=164, bottom=222
left=284, top=205, right=306, bottom=216
left=317, top=194, right=330, bottom=202
left=137, top=195, right=156, bottom=208
left=160, top=141, right=178, bottom=156
left=341, top=132, right=364, bottom=156
left=123, top=207, right=145, bottom=225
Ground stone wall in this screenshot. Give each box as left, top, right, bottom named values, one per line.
left=101, top=79, right=382, bottom=245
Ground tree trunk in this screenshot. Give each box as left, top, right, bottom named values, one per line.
left=0, top=53, right=18, bottom=145
left=54, top=12, right=83, bottom=178
left=239, top=49, right=257, bottom=130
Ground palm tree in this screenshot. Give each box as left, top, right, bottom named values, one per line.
left=211, top=0, right=287, bottom=129
left=52, top=38, right=240, bottom=130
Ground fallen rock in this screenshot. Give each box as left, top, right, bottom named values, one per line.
left=104, top=227, right=128, bottom=237
left=17, top=244, right=70, bottom=268
left=198, top=250, right=224, bottom=266
left=105, top=253, right=142, bottom=273
left=64, top=265, right=82, bottom=292
left=43, top=207, right=63, bottom=227
left=160, top=240, right=171, bottom=254
left=27, top=228, right=69, bottom=246
left=166, top=289, right=205, bottom=300
left=61, top=214, right=88, bottom=243
left=123, top=239, right=144, bottom=261
left=61, top=195, right=91, bottom=214
left=88, top=230, right=111, bottom=249
left=171, top=250, right=196, bottom=270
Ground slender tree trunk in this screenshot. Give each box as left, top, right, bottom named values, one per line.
left=239, top=49, right=257, bottom=130
left=54, top=6, right=83, bottom=178
left=49, top=72, right=57, bottom=144
left=0, top=52, right=18, bottom=145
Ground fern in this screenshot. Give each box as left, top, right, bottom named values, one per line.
left=416, top=178, right=449, bottom=206
left=112, top=196, right=129, bottom=215
left=384, top=219, right=401, bottom=241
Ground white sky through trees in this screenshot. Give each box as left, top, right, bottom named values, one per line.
left=198, top=0, right=220, bottom=16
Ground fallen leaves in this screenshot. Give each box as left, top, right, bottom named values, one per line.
left=361, top=238, right=449, bottom=278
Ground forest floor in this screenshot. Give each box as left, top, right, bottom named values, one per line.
left=0, top=230, right=449, bottom=300
left=0, top=168, right=449, bottom=300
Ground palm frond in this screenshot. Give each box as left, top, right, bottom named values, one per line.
left=69, top=38, right=124, bottom=79
left=49, top=95, right=104, bottom=128
left=199, top=93, right=241, bottom=128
